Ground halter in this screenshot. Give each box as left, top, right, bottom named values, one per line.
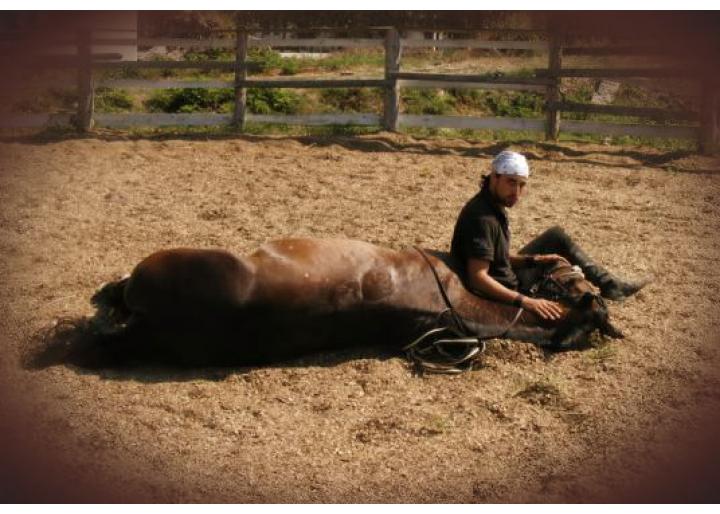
left=529, top=263, right=606, bottom=310
left=405, top=248, right=524, bottom=375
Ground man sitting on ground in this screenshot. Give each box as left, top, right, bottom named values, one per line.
left=450, top=150, right=649, bottom=320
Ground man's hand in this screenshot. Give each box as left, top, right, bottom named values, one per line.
left=533, top=254, right=570, bottom=266
left=520, top=296, right=564, bottom=320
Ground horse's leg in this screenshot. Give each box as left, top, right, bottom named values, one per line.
left=518, top=225, right=649, bottom=300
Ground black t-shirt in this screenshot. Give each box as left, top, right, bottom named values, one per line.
left=450, top=185, right=519, bottom=290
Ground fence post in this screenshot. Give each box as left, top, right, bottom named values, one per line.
left=233, top=22, right=249, bottom=130
left=545, top=30, right=562, bottom=141
left=76, top=28, right=94, bottom=132
left=699, top=78, right=719, bottom=155
left=383, top=27, right=401, bottom=132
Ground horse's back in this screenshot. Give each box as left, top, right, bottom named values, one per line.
left=124, top=248, right=255, bottom=319
left=123, top=237, right=442, bottom=318
left=247, top=238, right=419, bottom=309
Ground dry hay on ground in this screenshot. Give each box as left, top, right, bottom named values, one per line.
left=1, top=133, right=719, bottom=502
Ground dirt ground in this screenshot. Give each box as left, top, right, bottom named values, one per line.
left=1, top=132, right=719, bottom=503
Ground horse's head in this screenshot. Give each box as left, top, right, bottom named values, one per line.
left=538, top=263, right=623, bottom=348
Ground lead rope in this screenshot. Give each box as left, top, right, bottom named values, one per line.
left=407, top=248, right=524, bottom=375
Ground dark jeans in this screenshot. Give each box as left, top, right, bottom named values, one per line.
left=514, top=225, right=586, bottom=294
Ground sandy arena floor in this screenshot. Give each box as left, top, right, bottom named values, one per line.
left=1, top=133, right=719, bottom=502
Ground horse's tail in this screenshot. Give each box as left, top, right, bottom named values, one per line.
left=90, top=275, right=131, bottom=334
left=91, top=275, right=129, bottom=309
left=22, top=275, right=139, bottom=370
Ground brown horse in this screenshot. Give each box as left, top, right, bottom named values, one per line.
left=83, top=237, right=622, bottom=369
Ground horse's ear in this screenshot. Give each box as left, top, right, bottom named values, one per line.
left=579, top=292, right=595, bottom=308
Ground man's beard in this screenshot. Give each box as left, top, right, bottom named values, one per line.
left=490, top=187, right=515, bottom=208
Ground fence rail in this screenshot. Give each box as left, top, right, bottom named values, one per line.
left=1, top=27, right=717, bottom=153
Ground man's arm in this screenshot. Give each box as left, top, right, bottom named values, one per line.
left=467, top=258, right=564, bottom=320
left=509, top=253, right=570, bottom=268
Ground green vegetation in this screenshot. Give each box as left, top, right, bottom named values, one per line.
left=183, top=47, right=234, bottom=62
left=144, top=87, right=302, bottom=114
left=481, top=90, right=544, bottom=118
left=10, top=46, right=700, bottom=152
left=515, top=377, right=564, bottom=407
left=402, top=88, right=455, bottom=115
left=145, top=88, right=234, bottom=113
left=403, top=126, right=696, bottom=151
left=247, top=48, right=299, bottom=75
left=586, top=343, right=617, bottom=363
left=242, top=123, right=378, bottom=137
left=95, top=88, right=134, bottom=112
left=320, top=88, right=383, bottom=113
left=246, top=88, right=303, bottom=114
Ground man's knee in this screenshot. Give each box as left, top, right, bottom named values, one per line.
left=540, top=225, right=571, bottom=245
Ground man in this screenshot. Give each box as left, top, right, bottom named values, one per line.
left=450, top=150, right=648, bottom=320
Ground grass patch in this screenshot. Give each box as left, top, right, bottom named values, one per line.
left=481, top=90, right=544, bottom=118
left=95, top=88, right=134, bottom=113
left=419, top=414, right=453, bottom=435
left=585, top=343, right=617, bottom=363
left=402, top=126, right=696, bottom=152
left=320, top=88, right=383, bottom=113
left=144, top=88, right=303, bottom=115
left=515, top=377, right=564, bottom=407
left=183, top=47, right=234, bottom=62
left=242, top=123, right=379, bottom=137
left=402, top=88, right=455, bottom=115
left=247, top=48, right=299, bottom=76
left=145, top=88, right=235, bottom=113
left=558, top=131, right=697, bottom=152
left=246, top=88, right=303, bottom=114
left=122, top=124, right=243, bottom=139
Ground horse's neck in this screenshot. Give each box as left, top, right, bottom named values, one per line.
left=445, top=274, right=558, bottom=344
left=447, top=276, right=523, bottom=323
left=412, top=251, right=559, bottom=345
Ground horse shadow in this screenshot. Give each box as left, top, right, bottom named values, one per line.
left=22, top=316, right=402, bottom=384
left=23, top=313, right=580, bottom=384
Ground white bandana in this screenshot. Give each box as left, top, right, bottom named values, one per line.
left=492, top=151, right=530, bottom=178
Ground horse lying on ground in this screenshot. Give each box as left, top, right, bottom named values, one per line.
left=51, top=238, right=623, bottom=372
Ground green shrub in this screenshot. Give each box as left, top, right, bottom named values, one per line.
left=144, top=87, right=302, bottom=115
left=482, top=91, right=544, bottom=118
left=279, top=59, right=299, bottom=76
left=402, top=89, right=455, bottom=115
left=248, top=48, right=283, bottom=72
left=320, top=88, right=382, bottom=112
left=564, top=83, right=594, bottom=104
left=562, top=82, right=594, bottom=120
left=184, top=48, right=234, bottom=62
left=145, top=88, right=234, bottom=113
left=246, top=88, right=302, bottom=114
left=95, top=88, right=134, bottom=112
left=448, top=89, right=486, bottom=111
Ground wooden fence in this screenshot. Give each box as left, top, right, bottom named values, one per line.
left=1, top=26, right=718, bottom=154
